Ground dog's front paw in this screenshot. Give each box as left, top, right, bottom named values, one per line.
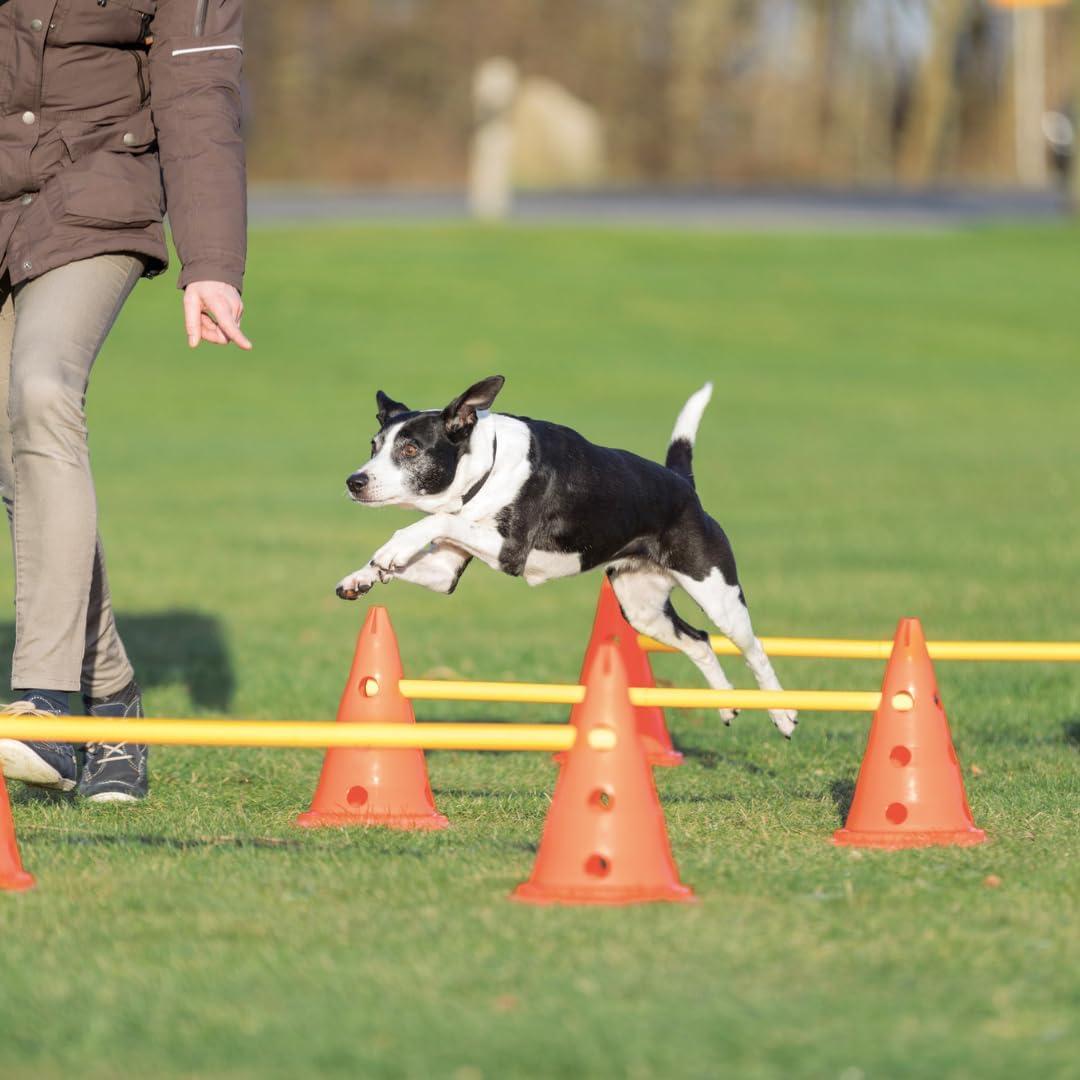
left=770, top=709, right=798, bottom=740
left=718, top=708, right=739, bottom=726
left=335, top=568, right=378, bottom=600
left=371, top=539, right=418, bottom=575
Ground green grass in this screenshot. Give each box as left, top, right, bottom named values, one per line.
left=2, top=223, right=1078, bottom=1079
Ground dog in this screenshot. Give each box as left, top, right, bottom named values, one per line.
left=335, top=377, right=796, bottom=738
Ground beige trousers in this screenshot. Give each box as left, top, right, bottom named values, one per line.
left=0, top=254, right=143, bottom=696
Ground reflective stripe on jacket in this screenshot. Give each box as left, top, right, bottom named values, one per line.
left=0, top=0, right=246, bottom=291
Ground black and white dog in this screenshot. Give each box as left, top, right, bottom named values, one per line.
left=335, top=377, right=796, bottom=738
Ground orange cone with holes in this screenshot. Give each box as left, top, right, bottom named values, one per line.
left=514, top=638, right=695, bottom=904
left=833, top=617, right=986, bottom=849
left=557, top=577, right=682, bottom=767
left=1, top=774, right=35, bottom=892
left=296, top=607, right=449, bottom=830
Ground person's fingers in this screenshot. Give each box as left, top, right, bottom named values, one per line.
left=183, top=289, right=203, bottom=348
left=206, top=295, right=253, bottom=350
left=200, top=313, right=228, bottom=345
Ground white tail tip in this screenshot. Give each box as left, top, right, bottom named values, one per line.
left=670, top=382, right=713, bottom=445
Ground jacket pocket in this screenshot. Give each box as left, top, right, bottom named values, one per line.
left=51, top=0, right=157, bottom=47
left=57, top=107, right=157, bottom=164
left=54, top=112, right=163, bottom=229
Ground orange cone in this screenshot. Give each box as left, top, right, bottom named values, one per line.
left=296, top=607, right=449, bottom=830
left=1, top=774, right=35, bottom=892
left=514, top=639, right=695, bottom=905
left=834, top=617, right=986, bottom=849
left=558, top=577, right=682, bottom=767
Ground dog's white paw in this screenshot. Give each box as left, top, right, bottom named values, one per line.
left=371, top=536, right=424, bottom=574
left=770, top=709, right=798, bottom=739
left=718, top=708, right=739, bottom=726
left=335, top=568, right=378, bottom=600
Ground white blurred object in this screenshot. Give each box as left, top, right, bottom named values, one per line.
left=1012, top=7, right=1048, bottom=188
left=1041, top=110, right=1074, bottom=153
left=469, top=60, right=607, bottom=220
left=1042, top=109, right=1074, bottom=187
left=469, top=58, right=519, bottom=221
left=511, top=78, right=607, bottom=188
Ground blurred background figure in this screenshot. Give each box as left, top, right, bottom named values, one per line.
left=245, top=0, right=1078, bottom=212
left=469, top=58, right=519, bottom=221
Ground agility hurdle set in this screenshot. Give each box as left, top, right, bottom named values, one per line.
left=3, top=579, right=1078, bottom=901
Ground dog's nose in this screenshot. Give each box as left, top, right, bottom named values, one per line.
left=346, top=472, right=369, bottom=496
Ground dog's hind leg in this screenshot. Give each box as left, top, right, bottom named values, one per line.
left=608, top=568, right=741, bottom=724
left=672, top=568, right=796, bottom=738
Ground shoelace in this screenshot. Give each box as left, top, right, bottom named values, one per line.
left=86, top=742, right=135, bottom=765
left=1, top=701, right=55, bottom=717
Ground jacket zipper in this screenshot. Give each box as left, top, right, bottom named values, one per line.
left=134, top=48, right=148, bottom=102
left=193, top=0, right=209, bottom=36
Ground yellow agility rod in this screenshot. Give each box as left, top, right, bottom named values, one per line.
left=0, top=718, right=615, bottom=753
left=0, top=687, right=907, bottom=750
left=638, top=635, right=1080, bottom=662
left=398, top=680, right=894, bottom=713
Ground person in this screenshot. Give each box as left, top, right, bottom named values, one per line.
left=0, top=0, right=251, bottom=803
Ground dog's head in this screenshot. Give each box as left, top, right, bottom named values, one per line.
left=345, top=376, right=505, bottom=509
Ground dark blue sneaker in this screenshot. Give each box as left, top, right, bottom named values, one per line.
left=77, top=680, right=148, bottom=804
left=0, top=694, right=78, bottom=791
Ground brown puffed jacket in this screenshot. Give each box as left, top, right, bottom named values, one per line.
left=0, top=0, right=246, bottom=292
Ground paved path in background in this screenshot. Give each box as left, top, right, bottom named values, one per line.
left=249, top=186, right=1069, bottom=230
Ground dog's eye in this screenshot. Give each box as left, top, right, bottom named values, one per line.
left=400, top=443, right=419, bottom=458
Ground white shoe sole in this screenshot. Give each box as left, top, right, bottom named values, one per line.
left=0, top=738, right=76, bottom=791
left=82, top=790, right=141, bottom=804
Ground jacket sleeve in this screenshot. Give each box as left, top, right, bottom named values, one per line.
left=148, top=0, right=247, bottom=292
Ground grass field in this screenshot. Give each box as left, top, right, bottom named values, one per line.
left=1, top=222, right=1078, bottom=1079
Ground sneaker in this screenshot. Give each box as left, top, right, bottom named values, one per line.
left=77, top=680, right=148, bottom=804
left=0, top=695, right=79, bottom=791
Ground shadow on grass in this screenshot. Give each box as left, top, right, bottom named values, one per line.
left=1064, top=720, right=1080, bottom=748
left=436, top=787, right=550, bottom=800
left=0, top=610, right=234, bottom=711
left=678, top=745, right=777, bottom=777
left=829, top=778, right=856, bottom=823
left=10, top=787, right=72, bottom=807
left=19, top=829, right=302, bottom=850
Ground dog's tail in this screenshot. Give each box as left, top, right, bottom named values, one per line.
left=665, top=382, right=713, bottom=488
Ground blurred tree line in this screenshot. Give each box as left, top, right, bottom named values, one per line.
left=245, top=0, right=1078, bottom=189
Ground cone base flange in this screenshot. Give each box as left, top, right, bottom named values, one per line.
left=1, top=870, right=36, bottom=892
left=645, top=747, right=683, bottom=768
left=511, top=881, right=696, bottom=906
left=295, top=810, right=449, bottom=831
left=832, top=827, right=987, bottom=849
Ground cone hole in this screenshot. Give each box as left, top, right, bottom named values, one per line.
left=359, top=677, right=380, bottom=698
left=892, top=692, right=914, bottom=712
left=885, top=802, right=908, bottom=825
left=585, top=854, right=611, bottom=878
left=586, top=725, right=617, bottom=751
left=933, top=693, right=942, bottom=708
left=588, top=788, right=615, bottom=811
left=347, top=786, right=369, bottom=807
left=889, top=745, right=912, bottom=767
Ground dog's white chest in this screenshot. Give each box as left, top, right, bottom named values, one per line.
left=522, top=549, right=582, bottom=586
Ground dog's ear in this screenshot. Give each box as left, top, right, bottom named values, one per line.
left=442, top=376, right=505, bottom=439
left=376, top=391, right=410, bottom=429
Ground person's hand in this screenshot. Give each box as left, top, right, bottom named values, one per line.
left=183, top=281, right=253, bottom=350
